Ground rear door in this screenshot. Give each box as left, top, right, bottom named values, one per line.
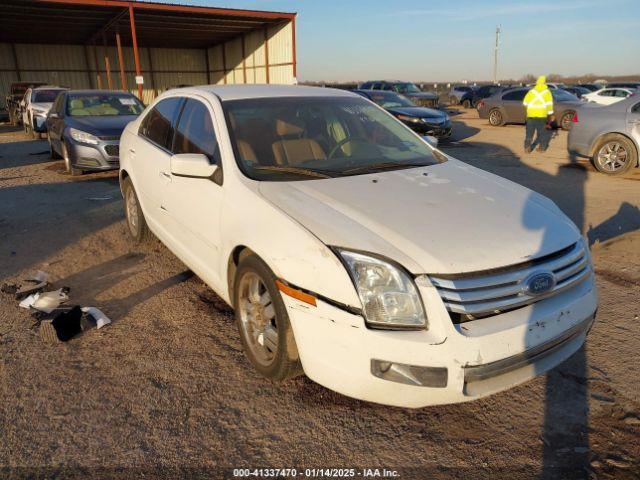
left=628, top=101, right=640, bottom=149
left=502, top=89, right=527, bottom=123
left=130, top=96, right=183, bottom=230
left=162, top=96, right=224, bottom=288
left=47, top=93, right=66, bottom=150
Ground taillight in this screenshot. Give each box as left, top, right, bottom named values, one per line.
left=478, top=101, right=485, bottom=109
left=572, top=112, right=579, bottom=123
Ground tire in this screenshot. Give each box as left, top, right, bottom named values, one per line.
left=462, top=99, right=471, bottom=109
left=560, top=111, right=575, bottom=131
left=61, top=141, right=82, bottom=176
left=488, top=108, right=505, bottom=126
left=122, top=176, right=151, bottom=244
left=233, top=254, right=303, bottom=381
left=592, top=134, right=637, bottom=175
left=449, top=96, right=459, bottom=106
left=48, top=133, right=61, bottom=159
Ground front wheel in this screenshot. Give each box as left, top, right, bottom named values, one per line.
left=234, top=254, right=303, bottom=381
left=48, top=133, right=61, bottom=159
left=61, top=141, right=82, bottom=176
left=462, top=99, right=471, bottom=109
left=122, top=177, right=151, bottom=243
left=592, top=134, right=637, bottom=175
left=488, top=108, right=505, bottom=126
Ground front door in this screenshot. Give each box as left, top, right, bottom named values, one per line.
left=162, top=96, right=224, bottom=289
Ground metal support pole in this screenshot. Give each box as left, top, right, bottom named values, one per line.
left=264, top=27, right=270, bottom=84
left=115, top=32, right=127, bottom=91
left=83, top=45, right=93, bottom=87
left=10, top=43, right=21, bottom=81
left=92, top=42, right=103, bottom=89
left=291, top=17, right=297, bottom=80
left=147, top=48, right=157, bottom=99
left=129, top=4, right=143, bottom=100
left=221, top=43, right=227, bottom=84
left=102, top=33, right=113, bottom=90
left=241, top=34, right=247, bottom=84
left=205, top=48, right=211, bottom=84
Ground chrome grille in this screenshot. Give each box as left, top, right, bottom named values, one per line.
left=428, top=242, right=591, bottom=320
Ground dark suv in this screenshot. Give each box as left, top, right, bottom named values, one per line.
left=359, top=81, right=439, bottom=108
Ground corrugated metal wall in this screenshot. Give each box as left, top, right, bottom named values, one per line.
left=1, top=18, right=295, bottom=109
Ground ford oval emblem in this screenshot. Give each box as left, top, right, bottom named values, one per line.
left=524, top=272, right=556, bottom=296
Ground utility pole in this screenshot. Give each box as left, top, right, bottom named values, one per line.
left=493, top=25, right=501, bottom=85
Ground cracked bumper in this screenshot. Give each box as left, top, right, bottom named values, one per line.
left=283, top=274, right=598, bottom=408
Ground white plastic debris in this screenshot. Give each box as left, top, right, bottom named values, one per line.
left=81, top=307, right=111, bottom=329
left=19, top=293, right=39, bottom=309
left=32, top=289, right=69, bottom=313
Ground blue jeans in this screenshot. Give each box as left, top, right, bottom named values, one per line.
left=525, top=117, right=550, bottom=150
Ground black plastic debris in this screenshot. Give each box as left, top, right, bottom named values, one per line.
left=40, top=306, right=83, bottom=343
left=14, top=271, right=49, bottom=300
left=1, top=283, right=18, bottom=295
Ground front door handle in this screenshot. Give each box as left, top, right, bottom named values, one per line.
left=160, top=171, right=172, bottom=181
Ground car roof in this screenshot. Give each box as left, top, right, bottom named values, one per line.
left=172, top=85, right=358, bottom=101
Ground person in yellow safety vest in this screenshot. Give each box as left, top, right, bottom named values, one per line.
left=522, top=75, right=554, bottom=153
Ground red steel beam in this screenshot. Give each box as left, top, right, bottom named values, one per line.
left=102, top=33, right=114, bottom=89
left=115, top=31, right=127, bottom=91
left=92, top=42, right=103, bottom=88
left=128, top=3, right=143, bottom=100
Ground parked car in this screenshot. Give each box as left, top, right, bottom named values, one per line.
left=607, top=82, right=640, bottom=89
left=575, top=83, right=601, bottom=92
left=46, top=90, right=144, bottom=175
left=359, top=81, right=439, bottom=108
left=354, top=89, right=451, bottom=140
left=448, top=85, right=475, bottom=107
left=561, top=86, right=591, bottom=99
left=583, top=88, right=636, bottom=106
left=471, top=85, right=507, bottom=108
left=4, top=81, right=46, bottom=125
left=478, top=87, right=582, bottom=130
left=119, top=85, right=597, bottom=408
left=21, top=86, right=67, bottom=138
left=568, top=96, right=640, bottom=175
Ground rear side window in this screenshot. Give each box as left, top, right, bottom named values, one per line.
left=503, top=90, right=526, bottom=101
left=360, top=82, right=372, bottom=89
left=631, top=102, right=640, bottom=114
left=172, top=99, right=219, bottom=163
left=139, top=97, right=183, bottom=150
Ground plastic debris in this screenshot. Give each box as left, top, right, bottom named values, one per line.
left=40, top=306, right=83, bottom=343
left=15, top=270, right=49, bottom=299
left=81, top=307, right=111, bottom=329
left=1, top=283, right=18, bottom=295
left=33, top=289, right=69, bottom=313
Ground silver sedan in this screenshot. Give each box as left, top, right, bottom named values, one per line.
left=568, top=96, right=640, bottom=175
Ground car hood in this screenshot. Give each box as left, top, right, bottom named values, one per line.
left=387, top=106, right=447, bottom=119
left=405, top=92, right=439, bottom=100
left=258, top=159, right=580, bottom=274
left=66, top=115, right=139, bottom=137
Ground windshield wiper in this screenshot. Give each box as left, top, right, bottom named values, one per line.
left=252, top=165, right=334, bottom=179
left=341, top=162, right=431, bottom=175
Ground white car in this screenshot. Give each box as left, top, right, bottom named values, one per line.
left=21, top=86, right=67, bottom=138
left=119, top=85, right=598, bottom=408
left=583, top=87, right=635, bottom=106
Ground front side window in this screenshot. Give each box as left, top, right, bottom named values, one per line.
left=551, top=90, right=578, bottom=102
left=173, top=99, right=219, bottom=162
left=599, top=90, right=614, bottom=97
left=224, top=96, right=443, bottom=182
left=33, top=89, right=64, bottom=103
left=503, top=89, right=526, bottom=101
left=394, top=83, right=421, bottom=94
left=67, top=93, right=144, bottom=117
left=139, top=97, right=183, bottom=150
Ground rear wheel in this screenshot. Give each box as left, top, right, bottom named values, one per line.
left=488, top=108, right=505, bottom=126
left=234, top=254, right=303, bottom=381
left=62, top=141, right=82, bottom=176
left=560, top=111, right=575, bottom=131
left=122, top=177, right=151, bottom=243
left=592, top=134, right=637, bottom=175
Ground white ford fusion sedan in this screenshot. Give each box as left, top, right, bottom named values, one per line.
left=119, top=85, right=598, bottom=408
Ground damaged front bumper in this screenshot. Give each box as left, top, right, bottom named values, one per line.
left=66, top=137, right=120, bottom=171
left=282, top=272, right=597, bottom=408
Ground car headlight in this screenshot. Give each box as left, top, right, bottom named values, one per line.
left=69, top=128, right=99, bottom=145
left=396, top=114, right=423, bottom=124
left=338, top=249, right=427, bottom=330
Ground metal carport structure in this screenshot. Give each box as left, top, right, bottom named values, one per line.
left=0, top=0, right=297, bottom=105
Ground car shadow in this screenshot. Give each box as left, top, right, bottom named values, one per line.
left=0, top=138, right=54, bottom=169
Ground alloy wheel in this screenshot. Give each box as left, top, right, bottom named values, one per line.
left=125, top=187, right=139, bottom=235
left=489, top=110, right=502, bottom=126
left=237, top=271, right=278, bottom=367
left=597, top=142, right=628, bottom=172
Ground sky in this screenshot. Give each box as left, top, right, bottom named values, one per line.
left=152, top=0, right=640, bottom=82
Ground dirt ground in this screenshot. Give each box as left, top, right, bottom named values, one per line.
left=1, top=110, right=639, bottom=480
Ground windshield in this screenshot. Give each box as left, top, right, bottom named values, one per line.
left=366, top=91, right=416, bottom=109
left=394, top=83, right=421, bottom=94
left=33, top=90, right=63, bottom=103
left=552, top=90, right=579, bottom=102
left=223, top=96, right=442, bottom=182
left=66, top=94, right=144, bottom=117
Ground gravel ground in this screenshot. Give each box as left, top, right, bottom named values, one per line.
left=1, top=112, right=639, bottom=479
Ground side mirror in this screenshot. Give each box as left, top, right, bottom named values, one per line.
left=170, top=153, right=218, bottom=179
left=424, top=135, right=438, bottom=148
